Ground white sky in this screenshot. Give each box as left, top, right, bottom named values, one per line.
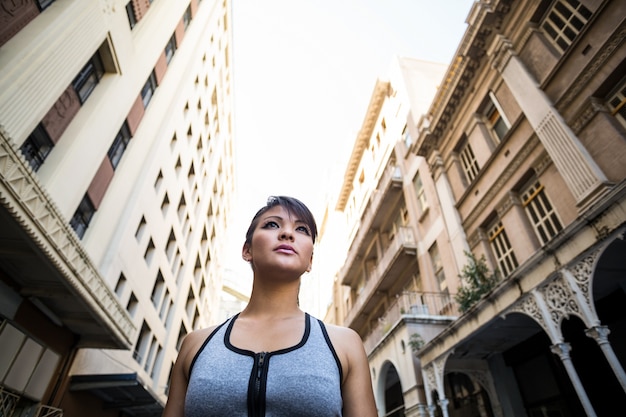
left=225, top=0, right=475, bottom=278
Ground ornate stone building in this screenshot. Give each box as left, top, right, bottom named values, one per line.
left=0, top=1, right=235, bottom=416
left=330, top=0, right=626, bottom=416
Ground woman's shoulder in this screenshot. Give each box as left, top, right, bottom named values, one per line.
left=180, top=318, right=232, bottom=376
left=318, top=321, right=363, bottom=351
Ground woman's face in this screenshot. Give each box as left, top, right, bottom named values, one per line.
left=242, top=205, right=314, bottom=276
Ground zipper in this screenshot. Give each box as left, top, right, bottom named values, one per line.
left=249, top=351, right=268, bottom=417
left=255, top=352, right=266, bottom=402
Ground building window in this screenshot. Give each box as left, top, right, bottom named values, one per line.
left=20, top=124, right=54, bottom=171
left=72, top=52, right=105, bottom=104
left=521, top=179, right=563, bottom=245
left=607, top=76, right=626, bottom=129
left=488, top=220, right=518, bottom=277
left=70, top=195, right=96, bottom=239
left=484, top=92, right=510, bottom=143
left=108, top=121, right=132, bottom=169
left=459, top=142, right=480, bottom=183
left=126, top=2, right=137, bottom=28
left=429, top=243, right=447, bottom=293
left=165, top=34, right=177, bottom=64
left=141, top=71, right=157, bottom=108
left=542, top=0, right=592, bottom=53
left=183, top=5, right=192, bottom=30
left=133, top=321, right=151, bottom=365
left=413, top=173, right=428, bottom=213
left=402, top=125, right=412, bottom=148
left=36, top=0, right=56, bottom=10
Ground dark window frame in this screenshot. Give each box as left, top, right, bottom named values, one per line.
left=20, top=124, right=54, bottom=171
left=72, top=53, right=105, bottom=104
left=165, top=34, right=177, bottom=64
left=126, top=2, right=137, bottom=29
left=108, top=121, right=132, bottom=169
left=70, top=195, right=96, bottom=239
left=182, top=6, right=192, bottom=30
left=141, top=71, right=158, bottom=108
left=36, top=0, right=56, bottom=11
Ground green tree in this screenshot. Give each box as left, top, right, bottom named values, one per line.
left=454, top=251, right=499, bottom=313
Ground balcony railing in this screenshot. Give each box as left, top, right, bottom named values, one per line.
left=34, top=405, right=64, bottom=417
left=342, top=165, right=403, bottom=284
left=344, top=227, right=417, bottom=327
left=363, top=291, right=458, bottom=354
left=0, top=387, right=64, bottom=417
left=0, top=387, right=19, bottom=417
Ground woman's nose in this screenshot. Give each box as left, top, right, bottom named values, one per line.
left=280, top=227, right=294, bottom=240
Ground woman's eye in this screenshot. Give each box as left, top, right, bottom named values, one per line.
left=262, top=221, right=279, bottom=229
left=297, top=226, right=311, bottom=235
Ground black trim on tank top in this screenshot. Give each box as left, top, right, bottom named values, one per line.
left=188, top=315, right=235, bottom=376
left=224, top=312, right=312, bottom=355
left=318, top=319, right=344, bottom=383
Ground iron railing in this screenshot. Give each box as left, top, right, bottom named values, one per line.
left=363, top=291, right=459, bottom=354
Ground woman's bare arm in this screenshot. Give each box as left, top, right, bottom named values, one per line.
left=162, top=327, right=214, bottom=417
left=327, top=324, right=378, bottom=417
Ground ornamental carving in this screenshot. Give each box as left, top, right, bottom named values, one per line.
left=506, top=293, right=546, bottom=329
left=558, top=20, right=626, bottom=109
left=539, top=275, right=580, bottom=327
left=566, top=249, right=600, bottom=310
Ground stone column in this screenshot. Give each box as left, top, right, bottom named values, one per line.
left=550, top=343, right=598, bottom=417
left=585, top=326, right=626, bottom=392
left=488, top=35, right=609, bottom=209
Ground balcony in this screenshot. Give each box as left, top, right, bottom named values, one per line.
left=341, top=165, right=403, bottom=286
left=362, top=291, right=459, bottom=355
left=343, top=226, right=417, bottom=330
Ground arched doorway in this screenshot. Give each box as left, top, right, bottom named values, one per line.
left=381, top=363, right=405, bottom=417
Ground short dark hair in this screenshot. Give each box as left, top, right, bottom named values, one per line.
left=245, top=196, right=318, bottom=245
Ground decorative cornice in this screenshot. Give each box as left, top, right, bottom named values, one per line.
left=570, top=97, right=606, bottom=134
left=336, top=80, right=391, bottom=211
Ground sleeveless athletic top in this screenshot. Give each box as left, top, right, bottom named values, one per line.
left=184, top=313, right=343, bottom=417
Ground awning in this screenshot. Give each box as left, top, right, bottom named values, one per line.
left=69, top=373, right=163, bottom=417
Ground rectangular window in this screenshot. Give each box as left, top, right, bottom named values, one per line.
left=20, top=124, right=54, bottom=171
left=607, top=76, right=626, bottom=129
left=108, top=121, right=132, bottom=169
left=542, top=0, right=592, bottom=53
left=459, top=143, right=480, bottom=183
left=413, top=173, right=428, bottom=213
left=70, top=195, right=96, bottom=239
left=165, top=34, right=177, bottom=64
left=485, top=92, right=510, bottom=143
left=72, top=52, right=105, bottom=104
left=126, top=2, right=137, bottom=29
left=141, top=71, right=157, bottom=108
left=521, top=179, right=563, bottom=245
left=402, top=125, right=412, bottom=148
left=183, top=5, right=192, bottom=30
left=429, top=243, right=447, bottom=293
left=488, top=220, right=518, bottom=276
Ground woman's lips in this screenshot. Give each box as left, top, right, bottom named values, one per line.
left=275, top=244, right=296, bottom=254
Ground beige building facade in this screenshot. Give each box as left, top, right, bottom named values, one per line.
left=0, top=0, right=234, bottom=416
left=327, top=56, right=464, bottom=417
left=330, top=0, right=626, bottom=416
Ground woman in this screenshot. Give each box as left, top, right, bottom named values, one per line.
left=162, top=196, right=378, bottom=417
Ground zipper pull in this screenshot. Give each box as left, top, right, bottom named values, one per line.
left=257, top=352, right=266, bottom=379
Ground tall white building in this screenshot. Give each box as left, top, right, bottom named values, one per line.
left=0, top=1, right=235, bottom=415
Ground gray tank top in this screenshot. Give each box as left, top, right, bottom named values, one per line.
left=184, top=313, right=343, bottom=417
